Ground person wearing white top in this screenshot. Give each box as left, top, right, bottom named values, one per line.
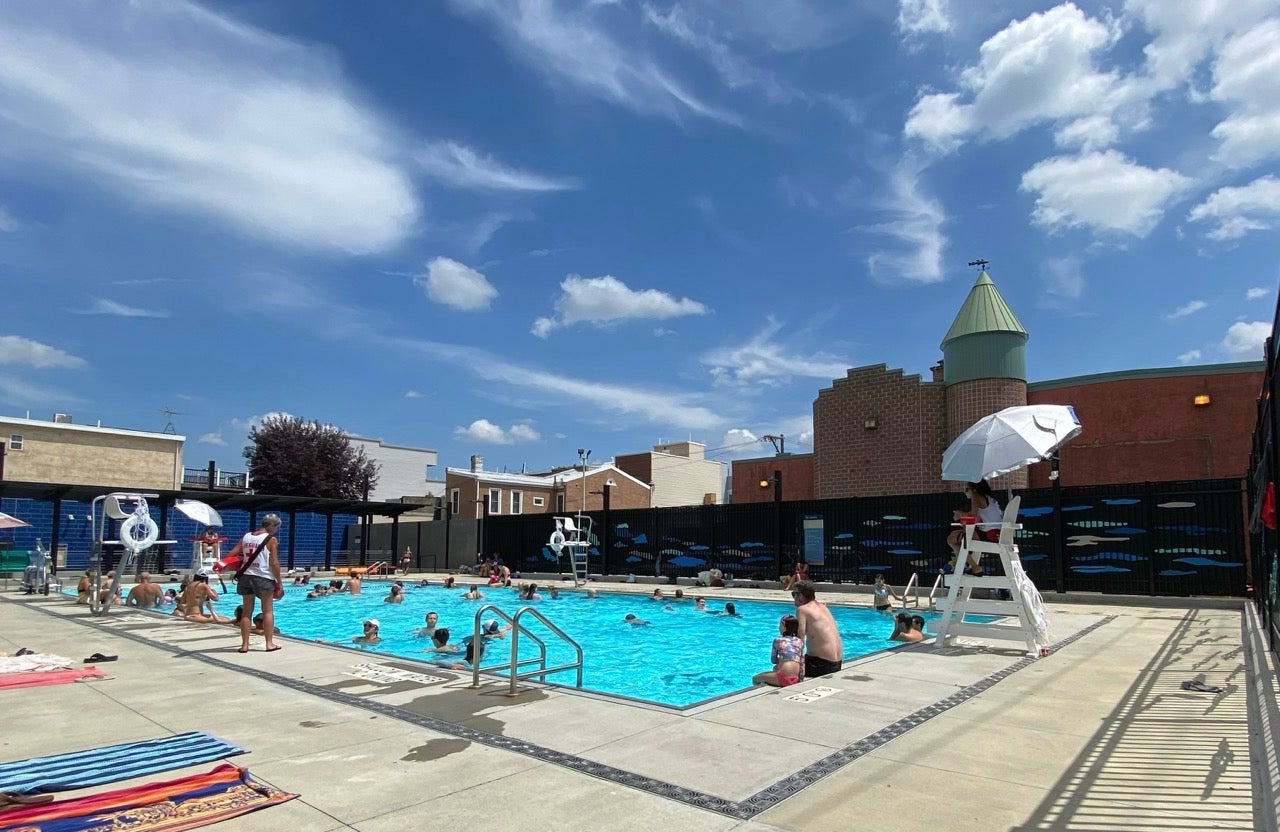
left=225, top=514, right=283, bottom=653
left=946, top=481, right=1001, bottom=576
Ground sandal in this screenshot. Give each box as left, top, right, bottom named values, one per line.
left=84, top=653, right=118, bottom=663
left=0, top=792, right=55, bottom=807
left=1180, top=679, right=1224, bottom=693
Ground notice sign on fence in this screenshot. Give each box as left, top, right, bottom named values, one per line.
left=803, top=515, right=824, bottom=565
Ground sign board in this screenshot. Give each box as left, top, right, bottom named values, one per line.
left=803, top=514, right=824, bottom=565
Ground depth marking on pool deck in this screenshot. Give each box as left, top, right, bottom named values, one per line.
left=26, top=601, right=1113, bottom=821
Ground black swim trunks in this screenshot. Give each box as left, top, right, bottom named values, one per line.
left=804, top=654, right=842, bottom=679
left=875, top=604, right=891, bottom=611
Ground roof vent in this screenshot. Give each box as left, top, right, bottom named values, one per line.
left=53, top=413, right=72, bottom=423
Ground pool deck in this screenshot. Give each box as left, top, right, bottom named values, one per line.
left=1, top=578, right=1273, bottom=831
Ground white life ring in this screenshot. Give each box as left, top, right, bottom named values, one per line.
left=549, top=530, right=565, bottom=552
left=119, top=514, right=160, bottom=553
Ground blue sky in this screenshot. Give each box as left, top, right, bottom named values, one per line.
left=1, top=0, right=1277, bottom=480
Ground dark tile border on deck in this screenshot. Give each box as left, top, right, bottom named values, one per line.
left=11, top=598, right=1112, bottom=820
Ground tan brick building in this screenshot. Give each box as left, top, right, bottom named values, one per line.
left=1, top=415, right=184, bottom=491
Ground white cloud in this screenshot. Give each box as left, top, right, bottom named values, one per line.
left=1019, top=150, right=1190, bottom=237
left=0, top=2, right=418, bottom=253
left=449, top=0, right=739, bottom=125
left=404, top=390, right=424, bottom=399
left=904, top=4, right=1130, bottom=154
left=864, top=157, right=946, bottom=283
left=1247, top=287, right=1270, bottom=300
left=532, top=275, right=707, bottom=337
left=1207, top=19, right=1280, bottom=169
left=198, top=432, right=226, bottom=446
left=417, top=257, right=498, bottom=311
left=897, top=0, right=951, bottom=36
left=1126, top=0, right=1276, bottom=92
left=70, top=299, right=170, bottom=318
left=1187, top=175, right=1280, bottom=241
left=388, top=336, right=725, bottom=430
left=1167, top=300, right=1208, bottom=319
left=701, top=317, right=850, bottom=388
left=0, top=374, right=81, bottom=407
left=1177, top=349, right=1202, bottom=364
left=454, top=419, right=542, bottom=444
left=231, top=411, right=294, bottom=434
left=0, top=335, right=86, bottom=369
left=1221, top=320, right=1269, bottom=357
left=416, top=141, right=581, bottom=191
left=643, top=5, right=795, bottom=103
left=653, top=327, right=676, bottom=337
left=0, top=204, right=18, bottom=231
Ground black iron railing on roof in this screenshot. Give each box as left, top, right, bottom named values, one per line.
left=181, top=468, right=248, bottom=490
left=1247, top=292, right=1280, bottom=654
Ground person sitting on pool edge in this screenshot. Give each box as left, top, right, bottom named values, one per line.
left=752, top=614, right=803, bottom=687
left=792, top=581, right=843, bottom=679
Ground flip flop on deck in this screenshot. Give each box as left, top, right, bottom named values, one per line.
left=0, top=732, right=246, bottom=796
left=1180, top=679, right=1225, bottom=693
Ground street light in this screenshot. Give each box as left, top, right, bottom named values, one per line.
left=759, top=469, right=782, bottom=502
left=576, top=448, right=591, bottom=517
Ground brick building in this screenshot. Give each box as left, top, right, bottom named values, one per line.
left=741, top=269, right=1263, bottom=499
left=445, top=455, right=650, bottom=518
left=614, top=440, right=724, bottom=507
left=729, top=453, right=815, bottom=504
left=1, top=414, right=184, bottom=491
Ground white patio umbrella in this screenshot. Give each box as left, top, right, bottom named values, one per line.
left=942, top=405, right=1082, bottom=483
left=174, top=499, right=223, bottom=527
left=0, top=511, right=30, bottom=529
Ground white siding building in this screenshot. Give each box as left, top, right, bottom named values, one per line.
left=614, top=441, right=725, bottom=508
left=346, top=435, right=441, bottom=502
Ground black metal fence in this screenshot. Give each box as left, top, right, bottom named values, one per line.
left=1248, top=295, right=1280, bottom=652
left=481, top=478, right=1246, bottom=597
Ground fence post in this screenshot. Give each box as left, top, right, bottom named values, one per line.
left=1145, top=481, right=1157, bottom=596
left=1053, top=474, right=1065, bottom=593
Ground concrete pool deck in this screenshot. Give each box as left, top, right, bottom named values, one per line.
left=1, top=579, right=1272, bottom=831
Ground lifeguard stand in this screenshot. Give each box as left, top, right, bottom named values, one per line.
left=933, top=496, right=1049, bottom=655
left=549, top=516, right=593, bottom=587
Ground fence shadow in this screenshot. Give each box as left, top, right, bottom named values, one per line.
left=1011, top=608, right=1253, bottom=831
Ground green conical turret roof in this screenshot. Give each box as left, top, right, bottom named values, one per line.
left=940, top=271, right=1027, bottom=348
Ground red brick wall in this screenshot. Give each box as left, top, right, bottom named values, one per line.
left=945, top=377, right=1029, bottom=489
left=730, top=455, right=815, bottom=503
left=813, top=365, right=949, bottom=498
left=614, top=452, right=652, bottom=488
left=1027, top=369, right=1261, bottom=486
left=560, top=469, right=651, bottom=512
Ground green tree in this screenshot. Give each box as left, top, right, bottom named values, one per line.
left=243, top=414, right=379, bottom=499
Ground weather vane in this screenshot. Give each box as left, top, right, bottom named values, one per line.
left=967, top=259, right=989, bottom=270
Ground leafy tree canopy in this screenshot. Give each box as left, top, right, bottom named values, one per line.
left=243, top=414, right=379, bottom=499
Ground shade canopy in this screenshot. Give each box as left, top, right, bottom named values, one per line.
left=0, top=511, right=30, bottom=529
left=942, top=405, right=1082, bottom=483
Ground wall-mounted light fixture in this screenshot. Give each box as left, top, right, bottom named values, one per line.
left=864, top=416, right=878, bottom=429
left=1193, top=394, right=1211, bottom=406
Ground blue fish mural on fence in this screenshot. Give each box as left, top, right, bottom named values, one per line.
left=883, top=515, right=906, bottom=520
left=631, top=533, right=648, bottom=544
left=689, top=544, right=709, bottom=551
left=1073, top=552, right=1148, bottom=562
left=744, top=556, right=774, bottom=563
left=540, top=547, right=559, bottom=562
left=1016, top=530, right=1050, bottom=537
left=887, top=549, right=922, bottom=555
left=1071, top=565, right=1131, bottom=573
left=885, top=522, right=938, bottom=530
left=667, top=556, right=707, bottom=568
left=1157, top=502, right=1196, bottom=509
left=1019, top=553, right=1048, bottom=561
left=1158, top=525, right=1227, bottom=536
left=858, top=564, right=891, bottom=571
left=1159, top=569, right=1197, bottom=577
left=1019, top=506, right=1055, bottom=517
left=1173, top=557, right=1243, bottom=567
left=862, top=540, right=912, bottom=547
left=1102, top=498, right=1141, bottom=505
left=626, top=555, right=643, bottom=563
left=1107, top=527, right=1146, bottom=535
left=740, top=541, right=765, bottom=548
left=1061, top=505, right=1093, bottom=512
left=1155, top=548, right=1226, bottom=555
left=835, top=532, right=855, bottom=539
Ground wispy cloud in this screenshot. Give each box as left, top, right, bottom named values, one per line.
left=453, top=419, right=542, bottom=444
left=1247, top=287, right=1271, bottom=300
left=198, top=432, right=226, bottom=446
left=1187, top=175, right=1280, bottom=241
left=897, top=0, right=951, bottom=37
left=0, top=2, right=418, bottom=253
left=1221, top=321, right=1268, bottom=357
left=416, top=257, right=498, bottom=311
left=404, top=390, right=424, bottom=399
left=69, top=299, right=169, bottom=318
left=0, top=374, right=81, bottom=407
left=701, top=317, right=850, bottom=388
left=0, top=204, right=19, bottom=232
left=532, top=275, right=707, bottom=337
left=864, top=156, right=946, bottom=283
left=1166, top=299, right=1207, bottom=320
left=106, top=277, right=187, bottom=286
left=1177, top=349, right=1202, bottom=364
left=231, top=411, right=294, bottom=434
left=448, top=0, right=740, bottom=125
left=0, top=335, right=86, bottom=369
left=416, top=141, right=582, bottom=191
left=1040, top=256, right=1085, bottom=309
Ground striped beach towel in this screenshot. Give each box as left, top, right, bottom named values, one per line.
left=0, top=732, right=245, bottom=795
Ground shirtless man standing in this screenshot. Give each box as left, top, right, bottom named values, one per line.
left=791, top=581, right=843, bottom=679
left=125, top=572, right=163, bottom=609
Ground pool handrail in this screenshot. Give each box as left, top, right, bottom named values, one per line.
left=927, top=572, right=945, bottom=610
left=901, top=572, right=920, bottom=608
left=470, top=603, right=584, bottom=695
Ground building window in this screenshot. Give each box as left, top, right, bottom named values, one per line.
left=555, top=492, right=565, bottom=512
left=449, top=488, right=459, bottom=517
left=7, top=434, right=22, bottom=451
left=531, top=496, right=545, bottom=507
left=488, top=488, right=501, bottom=515
left=511, top=490, right=523, bottom=514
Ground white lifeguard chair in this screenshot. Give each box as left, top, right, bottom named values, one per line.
left=549, top=515, right=593, bottom=587
left=933, top=496, right=1050, bottom=655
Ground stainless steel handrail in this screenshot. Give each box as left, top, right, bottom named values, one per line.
left=901, top=572, right=920, bottom=608
left=469, top=603, right=584, bottom=695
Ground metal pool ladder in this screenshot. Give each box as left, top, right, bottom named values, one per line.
left=470, top=603, right=584, bottom=696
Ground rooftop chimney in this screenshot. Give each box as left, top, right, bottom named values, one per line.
left=470, top=454, right=484, bottom=473
left=930, top=361, right=944, bottom=383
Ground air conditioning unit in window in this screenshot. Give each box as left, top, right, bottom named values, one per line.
left=53, top=413, right=73, bottom=423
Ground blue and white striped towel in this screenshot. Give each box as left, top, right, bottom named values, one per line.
left=0, top=731, right=246, bottom=794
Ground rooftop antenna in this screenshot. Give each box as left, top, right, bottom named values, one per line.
left=160, top=407, right=182, bottom=434
left=967, top=259, right=989, bottom=271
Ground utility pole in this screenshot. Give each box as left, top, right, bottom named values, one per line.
left=763, top=434, right=785, bottom=456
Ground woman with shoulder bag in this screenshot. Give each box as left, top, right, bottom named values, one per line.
left=226, top=514, right=284, bottom=653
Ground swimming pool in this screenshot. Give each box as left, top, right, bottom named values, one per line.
left=230, top=583, right=939, bottom=707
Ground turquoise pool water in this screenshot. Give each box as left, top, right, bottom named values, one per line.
left=98, top=582, right=944, bottom=707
